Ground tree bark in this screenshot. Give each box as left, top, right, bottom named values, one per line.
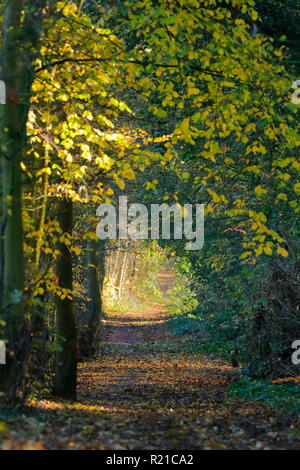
left=0, top=0, right=56, bottom=402
left=53, top=198, right=77, bottom=399
left=0, top=1, right=30, bottom=399
left=119, top=250, right=129, bottom=297
left=80, top=238, right=102, bottom=357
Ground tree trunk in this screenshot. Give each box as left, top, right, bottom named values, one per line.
left=98, top=241, right=106, bottom=305
left=79, top=238, right=106, bottom=358
left=80, top=238, right=102, bottom=357
left=119, top=250, right=129, bottom=297
left=53, top=198, right=77, bottom=399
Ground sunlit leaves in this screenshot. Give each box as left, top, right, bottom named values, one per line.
left=127, top=0, right=300, bottom=257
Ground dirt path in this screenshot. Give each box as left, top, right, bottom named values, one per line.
left=2, top=269, right=300, bottom=450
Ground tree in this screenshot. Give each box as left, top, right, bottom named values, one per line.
left=80, top=235, right=104, bottom=358
left=53, top=197, right=77, bottom=399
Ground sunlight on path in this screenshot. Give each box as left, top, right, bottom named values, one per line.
left=6, top=266, right=299, bottom=450
left=74, top=267, right=299, bottom=450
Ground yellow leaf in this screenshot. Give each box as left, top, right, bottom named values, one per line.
left=251, top=10, right=258, bottom=21
left=276, top=193, right=288, bottom=201
left=188, top=87, right=200, bottom=96
left=0, top=422, right=7, bottom=432
left=277, top=246, right=289, bottom=257
left=254, top=186, right=267, bottom=196
left=264, top=245, right=273, bottom=255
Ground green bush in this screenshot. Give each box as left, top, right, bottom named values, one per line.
left=228, top=377, right=300, bottom=413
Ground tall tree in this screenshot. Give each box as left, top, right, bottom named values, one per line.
left=0, top=0, right=53, bottom=401
left=53, top=197, right=77, bottom=399
left=80, top=237, right=104, bottom=357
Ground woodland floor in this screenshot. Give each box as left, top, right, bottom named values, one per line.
left=1, top=269, right=300, bottom=450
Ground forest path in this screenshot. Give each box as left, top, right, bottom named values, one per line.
left=3, top=268, right=299, bottom=450
left=76, top=268, right=299, bottom=449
